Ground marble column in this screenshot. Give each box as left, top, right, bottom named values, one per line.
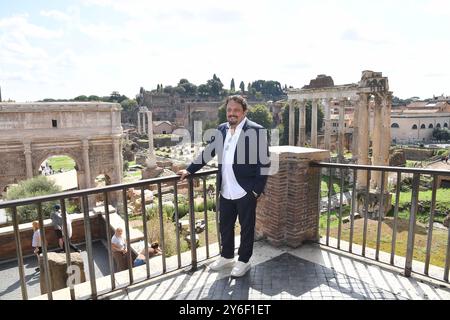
left=371, top=94, right=383, bottom=190
left=146, top=111, right=157, bottom=168
left=137, top=112, right=141, bottom=134
left=338, top=99, right=346, bottom=163
left=324, top=99, right=332, bottom=151
left=142, top=112, right=147, bottom=134
left=23, top=142, right=33, bottom=179
left=298, top=101, right=306, bottom=147
left=289, top=102, right=295, bottom=146
left=82, top=139, right=91, bottom=189
left=113, top=136, right=123, bottom=183
left=356, top=93, right=370, bottom=190
left=311, top=99, right=318, bottom=148
left=352, top=99, right=359, bottom=162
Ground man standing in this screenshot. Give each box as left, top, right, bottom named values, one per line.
left=178, top=95, right=270, bottom=277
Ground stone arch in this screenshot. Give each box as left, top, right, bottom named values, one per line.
left=429, top=124, right=434, bottom=129
left=421, top=124, right=426, bottom=129
left=412, top=124, right=418, bottom=130
left=32, top=150, right=83, bottom=177
left=391, top=123, right=400, bottom=128
left=444, top=123, right=448, bottom=128
left=437, top=123, right=441, bottom=128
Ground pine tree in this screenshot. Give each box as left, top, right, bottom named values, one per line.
left=239, top=81, right=245, bottom=93
left=230, top=78, right=235, bottom=92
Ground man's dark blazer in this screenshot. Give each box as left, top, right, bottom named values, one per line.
left=186, top=118, right=270, bottom=196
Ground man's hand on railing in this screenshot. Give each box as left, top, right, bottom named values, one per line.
left=177, top=169, right=191, bottom=181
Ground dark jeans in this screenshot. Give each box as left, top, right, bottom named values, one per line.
left=219, top=192, right=257, bottom=263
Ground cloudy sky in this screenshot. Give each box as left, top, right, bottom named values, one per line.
left=0, top=0, right=449, bottom=102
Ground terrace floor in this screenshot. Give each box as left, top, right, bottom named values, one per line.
left=100, top=240, right=450, bottom=300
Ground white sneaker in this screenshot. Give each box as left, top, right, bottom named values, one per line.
left=209, top=257, right=235, bottom=271
left=230, top=261, right=251, bottom=277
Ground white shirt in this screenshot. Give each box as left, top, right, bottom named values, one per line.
left=112, top=234, right=127, bottom=250
left=32, top=230, right=41, bottom=248
left=221, top=117, right=247, bottom=200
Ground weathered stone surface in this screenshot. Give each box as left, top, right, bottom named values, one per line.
left=256, top=146, right=330, bottom=248
left=390, top=149, right=406, bottom=167
left=39, top=252, right=86, bottom=294
left=0, top=102, right=123, bottom=192
left=444, top=214, right=450, bottom=228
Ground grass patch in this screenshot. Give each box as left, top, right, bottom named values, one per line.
left=321, top=217, right=449, bottom=268
left=47, top=155, right=75, bottom=171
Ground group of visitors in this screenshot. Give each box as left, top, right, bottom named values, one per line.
left=111, top=227, right=162, bottom=272
left=31, top=204, right=81, bottom=272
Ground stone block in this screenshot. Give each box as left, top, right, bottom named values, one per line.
left=39, top=252, right=86, bottom=295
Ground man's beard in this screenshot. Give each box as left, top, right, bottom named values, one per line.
left=228, top=117, right=238, bottom=125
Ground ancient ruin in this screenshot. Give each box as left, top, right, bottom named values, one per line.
left=0, top=102, right=124, bottom=194
left=288, top=71, right=393, bottom=217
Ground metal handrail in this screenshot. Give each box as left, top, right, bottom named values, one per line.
left=313, top=161, right=450, bottom=283
left=0, top=169, right=219, bottom=209
left=3, top=169, right=219, bottom=300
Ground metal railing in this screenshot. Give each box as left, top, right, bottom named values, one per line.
left=312, top=162, right=450, bottom=283
left=0, top=169, right=219, bottom=300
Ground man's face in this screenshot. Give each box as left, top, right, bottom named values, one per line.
left=116, top=229, right=123, bottom=237
left=226, top=100, right=246, bottom=127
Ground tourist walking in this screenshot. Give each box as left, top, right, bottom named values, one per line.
left=31, top=221, right=42, bottom=272
left=111, top=227, right=128, bottom=272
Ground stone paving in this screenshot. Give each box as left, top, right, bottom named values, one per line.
left=0, top=240, right=110, bottom=300
left=102, top=241, right=450, bottom=300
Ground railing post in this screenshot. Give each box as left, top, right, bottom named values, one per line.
left=391, top=172, right=401, bottom=266
left=12, top=207, right=28, bottom=300
left=405, top=173, right=420, bottom=277
left=37, top=203, right=53, bottom=300
left=60, top=199, right=76, bottom=300
left=82, top=195, right=97, bottom=299
left=157, top=183, right=167, bottom=273
left=188, top=177, right=198, bottom=271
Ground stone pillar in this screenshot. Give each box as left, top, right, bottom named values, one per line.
left=297, top=101, right=306, bottom=147
left=288, top=102, right=295, bottom=146
left=338, top=99, right=346, bottom=163
left=23, top=142, right=33, bottom=179
left=371, top=93, right=391, bottom=191
left=371, top=94, right=383, bottom=190
left=113, top=136, right=123, bottom=184
left=146, top=111, right=157, bottom=168
left=311, top=99, right=318, bottom=148
left=82, top=139, right=91, bottom=189
left=324, top=99, right=332, bottom=151
left=255, top=146, right=330, bottom=247
left=356, top=93, right=370, bottom=190
left=142, top=112, right=146, bottom=134
left=352, top=98, right=359, bottom=162
left=137, top=112, right=141, bottom=134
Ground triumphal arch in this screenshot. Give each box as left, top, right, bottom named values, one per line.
left=0, top=102, right=123, bottom=194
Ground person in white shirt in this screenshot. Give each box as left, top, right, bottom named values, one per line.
left=31, top=221, right=42, bottom=272
left=178, top=95, right=270, bottom=278
left=111, top=227, right=128, bottom=272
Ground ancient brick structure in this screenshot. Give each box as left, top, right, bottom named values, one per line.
left=255, top=146, right=329, bottom=247
left=0, top=102, right=124, bottom=194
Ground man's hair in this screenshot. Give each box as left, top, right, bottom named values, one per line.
left=225, top=95, right=248, bottom=111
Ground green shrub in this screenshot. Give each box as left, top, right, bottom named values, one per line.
left=5, top=176, right=62, bottom=223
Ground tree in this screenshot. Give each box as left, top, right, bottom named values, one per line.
left=239, top=81, right=245, bottom=93
left=230, top=78, right=235, bottom=92
left=157, top=84, right=160, bottom=92
left=74, top=95, right=88, bottom=102
left=218, top=105, right=227, bottom=124
left=4, top=176, right=62, bottom=223
left=198, top=84, right=209, bottom=97
left=207, top=74, right=224, bottom=96
left=247, top=104, right=273, bottom=130
left=177, top=79, right=197, bottom=96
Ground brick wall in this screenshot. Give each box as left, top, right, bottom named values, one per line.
left=256, top=146, right=329, bottom=248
